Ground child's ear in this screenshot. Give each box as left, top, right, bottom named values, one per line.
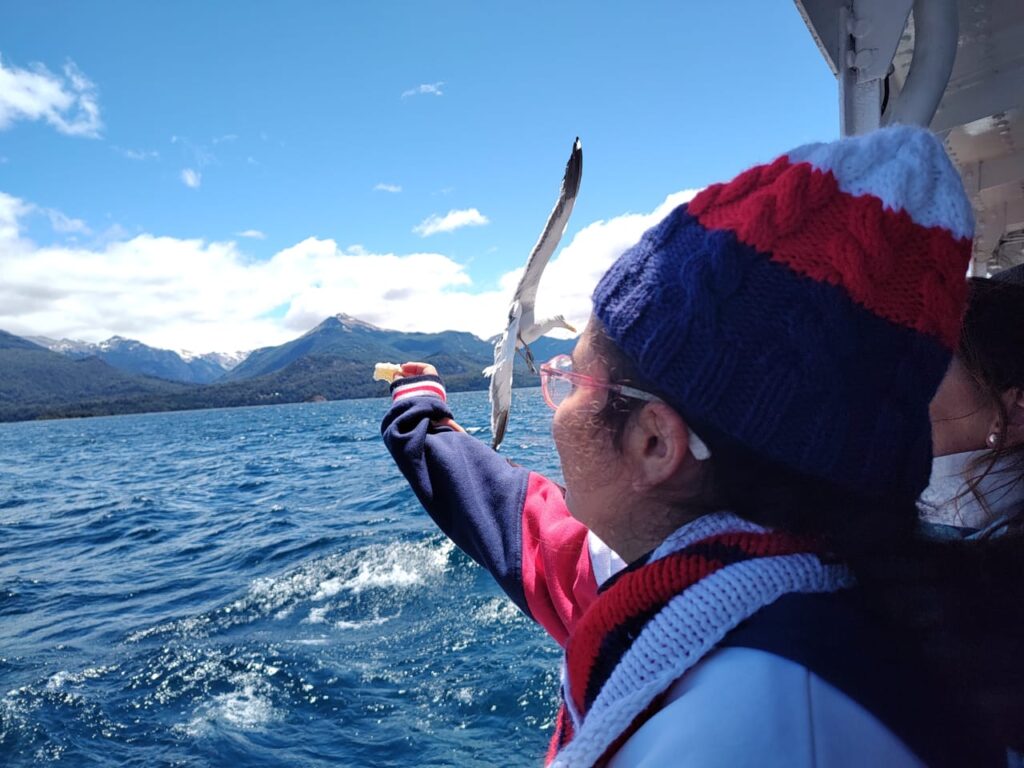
left=1003, top=388, right=1024, bottom=424
left=999, top=388, right=1024, bottom=448
left=625, top=403, right=705, bottom=490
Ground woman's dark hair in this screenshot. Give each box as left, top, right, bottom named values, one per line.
left=958, top=276, right=1024, bottom=527
left=589, top=320, right=1024, bottom=751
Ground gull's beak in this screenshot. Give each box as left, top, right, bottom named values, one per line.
left=565, top=322, right=577, bottom=334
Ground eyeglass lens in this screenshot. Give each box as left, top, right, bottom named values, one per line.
left=546, top=376, right=573, bottom=407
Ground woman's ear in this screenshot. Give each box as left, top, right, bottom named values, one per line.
left=1000, top=387, right=1024, bottom=449
left=622, top=402, right=700, bottom=488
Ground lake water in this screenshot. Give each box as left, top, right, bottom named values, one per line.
left=0, top=389, right=566, bottom=766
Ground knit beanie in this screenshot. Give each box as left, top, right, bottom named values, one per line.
left=592, top=125, right=974, bottom=500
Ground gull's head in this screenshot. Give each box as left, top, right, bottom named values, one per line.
left=552, top=315, right=577, bottom=334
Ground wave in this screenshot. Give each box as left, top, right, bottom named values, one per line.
left=471, top=597, right=524, bottom=627
left=128, top=537, right=453, bottom=643
left=177, top=671, right=280, bottom=737
left=45, top=665, right=119, bottom=692
left=321, top=434, right=373, bottom=445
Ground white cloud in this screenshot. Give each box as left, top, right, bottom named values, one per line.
left=374, top=183, right=401, bottom=193
left=172, top=136, right=215, bottom=170
left=180, top=169, right=201, bottom=188
left=212, top=133, right=238, bottom=144
left=236, top=229, right=266, bottom=240
left=414, top=208, right=489, bottom=237
left=44, top=208, right=91, bottom=235
left=0, top=195, right=91, bottom=236
left=0, top=55, right=102, bottom=138
left=0, top=192, right=31, bottom=242
left=402, top=81, right=444, bottom=99
left=529, top=189, right=702, bottom=334
left=0, top=188, right=699, bottom=353
left=115, top=146, right=159, bottom=161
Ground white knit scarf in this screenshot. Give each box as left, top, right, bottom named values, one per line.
left=550, top=511, right=855, bottom=768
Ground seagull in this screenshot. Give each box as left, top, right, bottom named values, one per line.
left=484, top=137, right=582, bottom=450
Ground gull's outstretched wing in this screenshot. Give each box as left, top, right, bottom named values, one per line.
left=484, top=301, right=521, bottom=450
left=514, top=138, right=583, bottom=313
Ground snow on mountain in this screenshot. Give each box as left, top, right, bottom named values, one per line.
left=178, top=349, right=250, bottom=370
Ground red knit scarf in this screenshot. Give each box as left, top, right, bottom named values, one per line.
left=546, top=530, right=828, bottom=766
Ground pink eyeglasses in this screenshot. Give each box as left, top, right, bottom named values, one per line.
left=539, top=354, right=713, bottom=460
left=539, top=354, right=663, bottom=410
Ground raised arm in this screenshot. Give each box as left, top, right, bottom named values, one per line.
left=380, top=367, right=600, bottom=646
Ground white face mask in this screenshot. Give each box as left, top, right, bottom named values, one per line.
left=919, top=449, right=1024, bottom=530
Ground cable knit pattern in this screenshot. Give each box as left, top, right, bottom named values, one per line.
left=785, top=125, right=974, bottom=240
left=689, top=156, right=969, bottom=348
left=547, top=512, right=853, bottom=768
left=593, top=126, right=972, bottom=500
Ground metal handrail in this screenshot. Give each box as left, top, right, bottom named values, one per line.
left=884, top=0, right=959, bottom=127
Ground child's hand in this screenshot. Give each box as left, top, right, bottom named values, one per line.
left=432, top=417, right=465, bottom=433
left=396, top=362, right=465, bottom=433
left=395, top=362, right=439, bottom=379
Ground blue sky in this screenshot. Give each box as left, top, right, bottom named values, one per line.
left=0, top=1, right=839, bottom=352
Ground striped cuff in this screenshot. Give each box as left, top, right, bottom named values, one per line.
left=390, top=374, right=447, bottom=403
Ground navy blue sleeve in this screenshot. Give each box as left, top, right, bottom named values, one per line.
left=380, top=384, right=532, bottom=615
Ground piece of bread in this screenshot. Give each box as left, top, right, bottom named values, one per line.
left=373, top=362, right=403, bottom=383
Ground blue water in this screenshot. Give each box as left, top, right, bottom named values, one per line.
left=0, top=390, right=565, bottom=766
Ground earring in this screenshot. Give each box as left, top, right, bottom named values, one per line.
left=987, top=432, right=1000, bottom=448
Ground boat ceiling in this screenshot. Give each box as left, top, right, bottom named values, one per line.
left=795, top=0, right=1024, bottom=276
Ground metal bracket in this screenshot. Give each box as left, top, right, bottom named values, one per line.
left=837, top=0, right=912, bottom=135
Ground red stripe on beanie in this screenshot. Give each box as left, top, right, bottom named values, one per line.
left=688, top=157, right=970, bottom=349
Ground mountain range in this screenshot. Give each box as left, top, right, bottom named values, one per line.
left=27, top=335, right=245, bottom=384
left=0, top=315, right=575, bottom=423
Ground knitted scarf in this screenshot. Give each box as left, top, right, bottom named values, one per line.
left=546, top=512, right=854, bottom=768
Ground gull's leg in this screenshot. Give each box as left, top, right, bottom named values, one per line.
left=516, top=341, right=537, bottom=374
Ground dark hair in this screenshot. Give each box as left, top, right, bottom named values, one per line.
left=589, top=320, right=1024, bottom=750
left=958, top=276, right=1024, bottom=529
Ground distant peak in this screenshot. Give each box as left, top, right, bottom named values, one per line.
left=319, top=313, right=381, bottom=332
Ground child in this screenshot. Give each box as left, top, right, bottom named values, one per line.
left=925, top=267, right=1024, bottom=537
left=382, top=126, right=1011, bottom=766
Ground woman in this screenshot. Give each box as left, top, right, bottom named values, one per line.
left=924, top=268, right=1024, bottom=538
left=382, top=126, right=1015, bottom=766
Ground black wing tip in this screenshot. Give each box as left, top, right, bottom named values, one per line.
left=491, top=411, right=508, bottom=450
left=563, top=137, right=583, bottom=194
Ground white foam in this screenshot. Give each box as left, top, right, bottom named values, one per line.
left=334, top=614, right=392, bottom=630
left=311, top=578, right=344, bottom=601
left=245, top=537, right=453, bottom=610
left=290, top=636, right=329, bottom=646
left=45, top=665, right=117, bottom=691
left=344, top=561, right=422, bottom=594
left=128, top=537, right=454, bottom=641
left=305, top=606, right=330, bottom=624
left=179, top=673, right=279, bottom=737
left=213, top=684, right=276, bottom=729
left=472, top=597, right=522, bottom=626
left=45, top=671, right=75, bottom=691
